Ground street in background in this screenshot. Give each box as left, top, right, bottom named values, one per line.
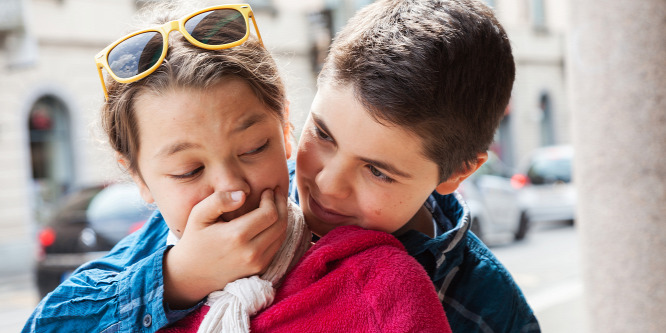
left=512, top=145, right=576, bottom=227
left=35, top=183, right=154, bottom=298
left=457, top=152, right=528, bottom=245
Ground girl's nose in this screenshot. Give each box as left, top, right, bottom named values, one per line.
left=212, top=164, right=251, bottom=197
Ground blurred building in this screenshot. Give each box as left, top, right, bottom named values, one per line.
left=0, top=0, right=571, bottom=274
left=310, top=0, right=572, bottom=168
left=0, top=0, right=318, bottom=275
left=0, top=0, right=142, bottom=273
left=492, top=0, right=571, bottom=167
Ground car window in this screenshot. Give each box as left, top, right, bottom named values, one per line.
left=527, top=157, right=572, bottom=184
left=87, top=183, right=154, bottom=243
left=51, top=186, right=104, bottom=225
left=475, top=152, right=509, bottom=178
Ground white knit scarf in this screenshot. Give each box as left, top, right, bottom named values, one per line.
left=166, top=200, right=311, bottom=333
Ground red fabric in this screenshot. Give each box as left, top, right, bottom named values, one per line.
left=160, top=225, right=451, bottom=333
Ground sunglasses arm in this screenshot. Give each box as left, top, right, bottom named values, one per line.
left=96, top=65, right=109, bottom=101
left=249, top=13, right=264, bottom=47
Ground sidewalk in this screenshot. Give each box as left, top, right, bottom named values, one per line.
left=525, top=278, right=589, bottom=332
left=0, top=272, right=39, bottom=332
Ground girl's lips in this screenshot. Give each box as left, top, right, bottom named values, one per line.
left=307, top=194, right=352, bottom=225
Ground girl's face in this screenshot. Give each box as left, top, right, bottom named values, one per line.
left=130, top=78, right=291, bottom=237
left=296, top=84, right=464, bottom=237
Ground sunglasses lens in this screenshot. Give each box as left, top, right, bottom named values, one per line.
left=185, top=9, right=247, bottom=46
left=108, top=31, right=163, bottom=79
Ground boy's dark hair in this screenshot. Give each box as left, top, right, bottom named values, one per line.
left=318, top=0, right=515, bottom=181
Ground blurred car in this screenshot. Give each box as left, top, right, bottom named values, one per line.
left=457, top=152, right=528, bottom=244
left=35, top=182, right=154, bottom=298
left=511, top=145, right=575, bottom=226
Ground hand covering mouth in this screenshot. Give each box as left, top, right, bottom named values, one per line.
left=216, top=206, right=255, bottom=222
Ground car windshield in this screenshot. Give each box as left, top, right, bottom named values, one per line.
left=51, top=186, right=104, bottom=224
left=472, top=152, right=509, bottom=179
left=527, top=157, right=572, bottom=184
left=87, top=183, right=154, bottom=243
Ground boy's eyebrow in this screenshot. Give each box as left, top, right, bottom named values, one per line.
left=360, top=157, right=412, bottom=179
left=311, top=113, right=334, bottom=140
left=312, top=113, right=412, bottom=179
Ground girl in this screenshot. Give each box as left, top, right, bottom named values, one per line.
left=24, top=2, right=449, bottom=332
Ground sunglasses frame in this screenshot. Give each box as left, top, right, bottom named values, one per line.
left=95, top=4, right=263, bottom=100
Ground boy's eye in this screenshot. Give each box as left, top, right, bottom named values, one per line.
left=170, top=166, right=204, bottom=180
left=314, top=125, right=332, bottom=141
left=241, top=140, right=269, bottom=156
left=367, top=165, right=395, bottom=183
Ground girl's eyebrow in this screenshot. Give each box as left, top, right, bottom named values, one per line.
left=232, top=112, right=267, bottom=134
left=155, top=113, right=269, bottom=159
left=156, top=142, right=202, bottom=158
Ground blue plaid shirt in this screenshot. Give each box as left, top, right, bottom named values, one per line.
left=23, top=160, right=539, bottom=332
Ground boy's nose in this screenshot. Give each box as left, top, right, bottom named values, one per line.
left=314, top=158, right=351, bottom=199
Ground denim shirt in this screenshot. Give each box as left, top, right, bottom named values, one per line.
left=23, top=160, right=540, bottom=332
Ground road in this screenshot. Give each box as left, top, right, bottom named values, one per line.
left=1, top=221, right=586, bottom=332
left=491, top=221, right=588, bottom=332
left=0, top=272, right=38, bottom=332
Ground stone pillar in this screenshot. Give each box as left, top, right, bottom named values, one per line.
left=568, top=0, right=666, bottom=332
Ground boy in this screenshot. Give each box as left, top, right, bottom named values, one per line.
left=293, top=0, right=539, bottom=331
left=24, top=0, right=539, bottom=332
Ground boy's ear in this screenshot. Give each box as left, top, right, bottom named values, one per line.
left=282, top=101, right=293, bottom=159
left=117, top=153, right=155, bottom=204
left=435, top=152, right=489, bottom=195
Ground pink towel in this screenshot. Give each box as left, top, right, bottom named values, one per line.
left=161, top=225, right=451, bottom=332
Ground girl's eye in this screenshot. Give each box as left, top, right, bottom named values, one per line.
left=368, top=165, right=395, bottom=183
left=314, top=125, right=332, bottom=141
left=242, top=140, right=269, bottom=156
left=171, top=166, right=204, bottom=180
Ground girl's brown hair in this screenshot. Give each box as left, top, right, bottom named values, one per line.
left=100, top=3, right=285, bottom=177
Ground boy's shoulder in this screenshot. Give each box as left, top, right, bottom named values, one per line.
left=444, top=232, right=540, bottom=332
left=425, top=193, right=540, bottom=332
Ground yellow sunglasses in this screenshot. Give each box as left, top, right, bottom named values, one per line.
left=94, top=4, right=263, bottom=100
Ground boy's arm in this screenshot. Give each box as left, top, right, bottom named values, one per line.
left=22, top=212, right=184, bottom=333
left=439, top=232, right=541, bottom=332
left=418, top=192, right=540, bottom=332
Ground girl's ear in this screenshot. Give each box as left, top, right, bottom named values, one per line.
left=117, top=153, right=155, bottom=204
left=282, top=101, right=293, bottom=159
left=434, top=152, right=489, bottom=195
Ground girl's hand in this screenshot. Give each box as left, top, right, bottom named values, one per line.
left=162, top=188, right=288, bottom=309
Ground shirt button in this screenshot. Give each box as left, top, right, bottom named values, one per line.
left=143, top=314, right=152, bottom=327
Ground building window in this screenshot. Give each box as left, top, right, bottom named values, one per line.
left=28, top=96, right=75, bottom=224
left=530, top=0, right=547, bottom=31
left=307, top=8, right=333, bottom=74
left=538, top=93, right=555, bottom=146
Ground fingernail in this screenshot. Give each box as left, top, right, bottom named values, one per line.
left=231, top=191, right=244, bottom=202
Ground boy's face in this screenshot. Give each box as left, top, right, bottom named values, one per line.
left=297, top=84, right=455, bottom=236
left=129, top=78, right=291, bottom=238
